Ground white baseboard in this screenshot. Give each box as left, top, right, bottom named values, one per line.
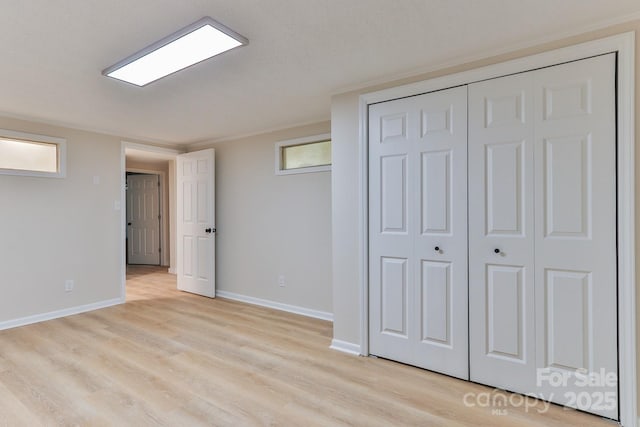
left=216, top=290, right=333, bottom=322
left=168, top=268, right=176, bottom=274
left=0, top=297, right=124, bottom=331
left=330, top=339, right=362, bottom=356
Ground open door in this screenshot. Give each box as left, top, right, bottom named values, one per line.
left=177, top=149, right=216, bottom=297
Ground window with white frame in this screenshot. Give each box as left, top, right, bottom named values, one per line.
left=275, top=133, right=331, bottom=175
left=0, top=129, right=66, bottom=178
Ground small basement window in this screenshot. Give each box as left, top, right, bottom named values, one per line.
left=275, top=133, right=331, bottom=175
left=0, top=129, right=66, bottom=178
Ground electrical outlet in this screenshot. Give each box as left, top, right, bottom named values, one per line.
left=278, top=275, right=285, bottom=287
left=65, top=280, right=74, bottom=292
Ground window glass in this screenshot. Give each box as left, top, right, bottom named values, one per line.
left=281, top=140, right=331, bottom=170
left=0, top=137, right=58, bottom=173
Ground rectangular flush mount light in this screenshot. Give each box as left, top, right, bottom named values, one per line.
left=103, top=17, right=248, bottom=86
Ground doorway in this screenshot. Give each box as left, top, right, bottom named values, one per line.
left=121, top=142, right=181, bottom=299
left=120, top=142, right=217, bottom=301
left=126, top=172, right=161, bottom=265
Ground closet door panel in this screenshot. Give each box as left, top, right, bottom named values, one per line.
left=469, top=54, right=618, bottom=419
left=421, top=260, right=451, bottom=344
left=421, top=150, right=451, bottom=234
left=468, top=72, right=536, bottom=392
left=369, top=101, right=415, bottom=364
left=486, top=264, right=525, bottom=359
left=415, top=87, right=469, bottom=379
left=369, top=86, right=468, bottom=379
left=485, top=140, right=525, bottom=236
left=533, top=54, right=617, bottom=419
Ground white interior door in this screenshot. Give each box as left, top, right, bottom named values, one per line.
left=369, top=86, right=469, bottom=379
left=177, top=149, right=216, bottom=298
left=127, top=174, right=161, bottom=265
left=532, top=54, right=617, bottom=418
left=469, top=54, right=617, bottom=419
left=468, top=72, right=536, bottom=392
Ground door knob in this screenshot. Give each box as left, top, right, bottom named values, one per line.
left=434, top=246, right=440, bottom=252
left=127, top=222, right=132, bottom=226
left=494, top=248, right=501, bottom=254
left=205, top=228, right=216, bottom=234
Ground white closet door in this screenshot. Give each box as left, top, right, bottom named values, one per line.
left=369, top=86, right=468, bottom=379
left=469, top=54, right=617, bottom=419
left=533, top=54, right=617, bottom=418
left=468, top=72, right=536, bottom=392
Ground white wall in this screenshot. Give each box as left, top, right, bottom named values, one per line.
left=330, top=95, right=363, bottom=343
left=0, top=117, right=125, bottom=323
left=0, top=114, right=331, bottom=326
left=191, top=121, right=333, bottom=315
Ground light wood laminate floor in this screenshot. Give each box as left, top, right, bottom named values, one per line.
left=0, top=266, right=616, bottom=426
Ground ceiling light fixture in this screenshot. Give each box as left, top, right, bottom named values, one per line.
left=102, top=17, right=248, bottom=87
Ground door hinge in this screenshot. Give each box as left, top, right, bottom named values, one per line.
left=158, top=248, right=162, bottom=253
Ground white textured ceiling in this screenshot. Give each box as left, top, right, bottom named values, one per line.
left=1, top=1, right=639, bottom=146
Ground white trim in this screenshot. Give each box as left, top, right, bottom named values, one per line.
left=186, top=118, right=330, bottom=149
left=168, top=267, right=177, bottom=274
left=358, top=98, right=370, bottom=357
left=216, top=290, right=333, bottom=322
left=615, top=31, right=637, bottom=427
left=330, top=339, right=362, bottom=356
left=363, top=34, right=634, bottom=104
left=0, top=128, right=66, bottom=178
left=0, top=297, right=123, bottom=331
left=332, top=12, right=640, bottom=96
left=274, top=133, right=332, bottom=175
left=121, top=141, right=182, bottom=299
left=124, top=141, right=185, bottom=156
left=126, top=168, right=169, bottom=267
left=0, top=109, right=182, bottom=148
left=358, top=32, right=635, bottom=426
left=120, top=142, right=127, bottom=301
